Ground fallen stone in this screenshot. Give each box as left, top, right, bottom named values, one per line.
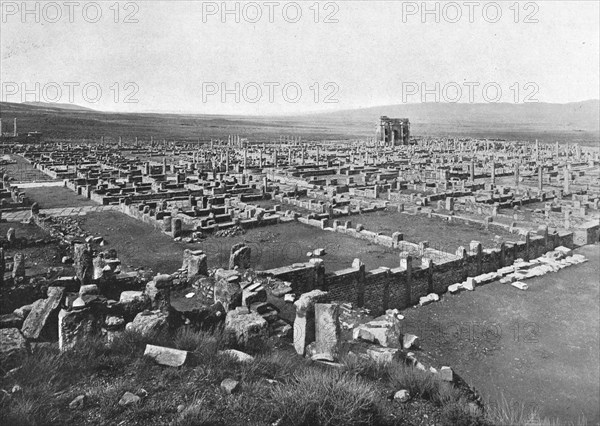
left=419, top=293, right=440, bottom=306
left=220, top=378, right=239, bottom=394
left=118, top=391, right=140, bottom=406
left=79, top=284, right=99, bottom=297
left=144, top=344, right=190, bottom=367
left=104, top=315, right=125, bottom=329
left=69, top=395, right=85, bottom=410
left=242, top=284, right=267, bottom=307
left=463, top=277, right=475, bottom=291
left=145, top=274, right=173, bottom=311
left=448, top=283, right=463, bottom=294
left=58, top=308, right=101, bottom=351
left=13, top=301, right=39, bottom=320
left=272, top=281, right=294, bottom=298
left=366, top=347, right=398, bottom=364
left=229, top=245, right=251, bottom=270
left=0, top=328, right=28, bottom=370
left=554, top=246, right=573, bottom=257
left=224, top=309, right=268, bottom=347
left=21, top=286, right=65, bottom=340
left=394, top=389, right=410, bottom=402
left=511, top=281, right=528, bottom=290
left=403, top=334, right=419, bottom=350
left=218, top=349, right=255, bottom=363
left=126, top=310, right=169, bottom=338
left=214, top=271, right=242, bottom=311
left=439, top=366, right=453, bottom=382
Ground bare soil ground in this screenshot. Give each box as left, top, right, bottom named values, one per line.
left=354, top=210, right=517, bottom=251
left=400, top=245, right=600, bottom=424
left=78, top=211, right=187, bottom=274
left=21, top=186, right=99, bottom=209
left=78, top=212, right=402, bottom=274
left=196, top=221, right=401, bottom=272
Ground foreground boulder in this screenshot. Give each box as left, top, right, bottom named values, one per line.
left=224, top=308, right=268, bottom=347
left=126, top=310, right=170, bottom=337
left=0, top=328, right=29, bottom=370
left=353, top=316, right=402, bottom=348
left=144, top=344, right=190, bottom=367
left=145, top=274, right=173, bottom=311
left=118, top=291, right=151, bottom=321
left=229, top=243, right=251, bottom=270
left=182, top=249, right=208, bottom=278
left=21, top=286, right=65, bottom=340
left=214, top=270, right=242, bottom=311
left=58, top=308, right=102, bottom=351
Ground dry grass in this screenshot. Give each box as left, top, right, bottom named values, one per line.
left=1, top=328, right=581, bottom=426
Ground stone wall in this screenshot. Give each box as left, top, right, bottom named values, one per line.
left=259, top=227, right=575, bottom=315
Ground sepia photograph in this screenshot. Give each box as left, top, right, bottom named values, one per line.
left=0, top=1, right=599, bottom=425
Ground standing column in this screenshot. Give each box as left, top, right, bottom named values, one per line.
left=470, top=159, right=475, bottom=182
left=563, top=166, right=570, bottom=194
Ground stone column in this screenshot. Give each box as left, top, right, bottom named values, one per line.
left=73, top=243, right=93, bottom=286
left=470, top=159, right=475, bottom=182
left=563, top=166, right=570, bottom=194
left=293, top=290, right=329, bottom=356
left=172, top=218, right=182, bottom=238
left=163, top=215, right=172, bottom=232
left=352, top=258, right=365, bottom=307
left=400, top=253, right=413, bottom=307
left=12, top=252, right=25, bottom=278
left=0, top=247, right=4, bottom=286
left=314, top=303, right=341, bottom=360
left=470, top=241, right=482, bottom=275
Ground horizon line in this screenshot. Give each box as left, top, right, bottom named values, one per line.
left=1, top=98, right=599, bottom=119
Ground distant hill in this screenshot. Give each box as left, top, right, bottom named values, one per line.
left=23, top=102, right=97, bottom=112
left=304, top=100, right=600, bottom=128
left=0, top=100, right=598, bottom=146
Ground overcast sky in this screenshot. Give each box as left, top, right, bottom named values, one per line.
left=1, top=1, right=599, bottom=114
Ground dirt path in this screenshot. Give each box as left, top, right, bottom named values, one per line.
left=400, top=245, right=600, bottom=423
